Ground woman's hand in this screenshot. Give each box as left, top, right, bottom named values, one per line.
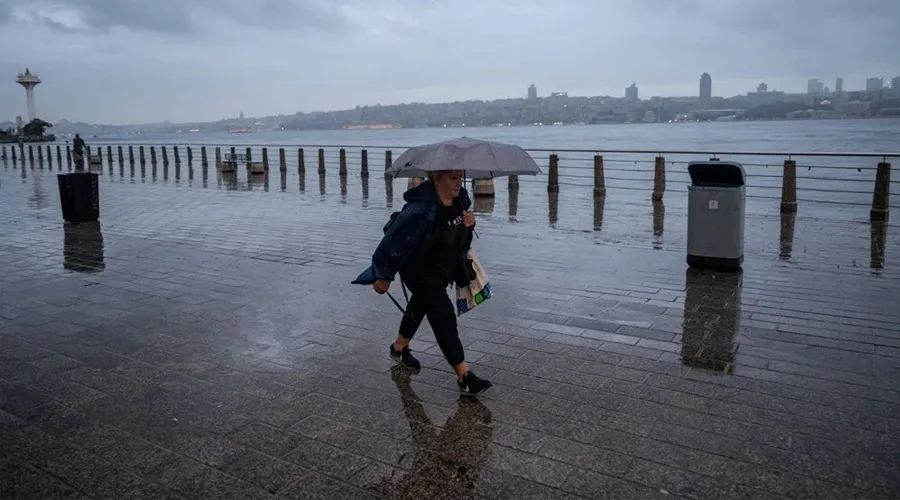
left=463, top=211, right=475, bottom=228
left=373, top=280, right=391, bottom=295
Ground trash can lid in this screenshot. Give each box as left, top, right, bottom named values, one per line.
left=688, top=161, right=746, bottom=187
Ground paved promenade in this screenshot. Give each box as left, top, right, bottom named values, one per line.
left=2, top=163, right=899, bottom=499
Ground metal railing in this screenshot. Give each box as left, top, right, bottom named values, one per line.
left=2, top=143, right=896, bottom=218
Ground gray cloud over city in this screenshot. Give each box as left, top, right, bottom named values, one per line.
left=1, top=0, right=897, bottom=124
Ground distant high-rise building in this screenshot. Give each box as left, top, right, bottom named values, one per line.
left=835, top=77, right=843, bottom=93
left=824, top=86, right=830, bottom=95
left=239, top=110, right=244, bottom=119
left=807, top=78, right=824, bottom=95
left=625, top=83, right=638, bottom=101
left=699, top=73, right=712, bottom=107
left=892, top=76, right=900, bottom=91
left=527, top=84, right=537, bottom=100
left=866, top=77, right=883, bottom=92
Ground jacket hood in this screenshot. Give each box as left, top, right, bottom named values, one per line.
left=403, top=179, right=438, bottom=203
left=403, top=179, right=471, bottom=209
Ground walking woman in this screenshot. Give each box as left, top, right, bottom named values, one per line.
left=353, top=170, right=492, bottom=396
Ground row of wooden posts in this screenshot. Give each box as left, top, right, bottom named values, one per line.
left=1, top=143, right=891, bottom=221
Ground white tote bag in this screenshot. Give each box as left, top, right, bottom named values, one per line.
left=455, top=248, right=492, bottom=316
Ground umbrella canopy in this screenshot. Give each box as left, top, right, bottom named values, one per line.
left=387, top=137, right=542, bottom=179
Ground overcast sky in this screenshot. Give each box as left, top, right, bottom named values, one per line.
left=1, top=0, right=897, bottom=124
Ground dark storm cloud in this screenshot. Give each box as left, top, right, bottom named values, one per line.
left=0, top=0, right=350, bottom=35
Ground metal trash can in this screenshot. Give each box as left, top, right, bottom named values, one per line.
left=57, top=172, right=100, bottom=223
left=686, top=161, right=746, bottom=270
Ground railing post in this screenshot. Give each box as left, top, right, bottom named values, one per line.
left=245, top=147, right=252, bottom=162
left=652, top=156, right=666, bottom=200
left=11, top=146, right=16, bottom=162
left=548, top=153, right=559, bottom=193
left=780, top=159, right=797, bottom=213
left=262, top=147, right=269, bottom=170
left=298, top=148, right=305, bottom=173
left=150, top=146, right=157, bottom=165
left=385, top=150, right=392, bottom=179
left=107, top=146, right=113, bottom=167
left=508, top=174, right=519, bottom=192
left=128, top=146, right=134, bottom=165
left=214, top=147, right=221, bottom=167
left=187, top=146, right=193, bottom=165
left=117, top=146, right=124, bottom=167
left=593, top=155, right=606, bottom=197
left=339, top=148, right=347, bottom=177
left=161, top=146, right=168, bottom=165
left=1, top=145, right=5, bottom=160
left=174, top=146, right=181, bottom=165
left=28, top=145, right=34, bottom=162
left=361, top=149, right=369, bottom=177
left=56, top=145, right=62, bottom=169
left=200, top=146, right=208, bottom=167
left=65, top=146, right=71, bottom=170
left=279, top=148, right=286, bottom=171
left=37, top=144, right=43, bottom=165
left=318, top=148, right=325, bottom=174
left=871, top=161, right=891, bottom=221
left=140, top=146, right=147, bottom=166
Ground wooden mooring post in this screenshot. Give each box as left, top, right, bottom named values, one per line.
left=318, top=148, right=325, bottom=175
left=780, top=159, right=797, bottom=213
left=361, top=149, right=369, bottom=177
left=279, top=148, right=286, bottom=172
left=339, top=148, right=347, bottom=177
left=547, top=153, right=559, bottom=193
left=871, top=161, right=891, bottom=221
left=652, top=156, right=666, bottom=200
left=593, top=155, right=606, bottom=197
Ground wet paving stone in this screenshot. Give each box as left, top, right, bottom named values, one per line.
left=1, top=164, right=899, bottom=498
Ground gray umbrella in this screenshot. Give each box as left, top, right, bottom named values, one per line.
left=387, top=137, right=542, bottom=179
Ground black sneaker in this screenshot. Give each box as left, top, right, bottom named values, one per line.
left=457, top=371, right=492, bottom=396
left=390, top=344, right=421, bottom=369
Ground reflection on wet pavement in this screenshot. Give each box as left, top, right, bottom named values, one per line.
left=361, top=367, right=493, bottom=498
left=63, top=221, right=105, bottom=273
left=682, top=268, right=741, bottom=373
left=1, top=160, right=899, bottom=499
left=779, top=211, right=796, bottom=261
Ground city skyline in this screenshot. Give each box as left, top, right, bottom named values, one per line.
left=1, top=0, right=898, bottom=124
left=5, top=66, right=899, bottom=128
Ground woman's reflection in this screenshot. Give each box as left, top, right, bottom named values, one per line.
left=63, top=221, right=105, bottom=273
left=366, top=367, right=493, bottom=498
left=681, top=268, right=742, bottom=373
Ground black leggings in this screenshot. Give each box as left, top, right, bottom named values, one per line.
left=398, top=280, right=465, bottom=367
